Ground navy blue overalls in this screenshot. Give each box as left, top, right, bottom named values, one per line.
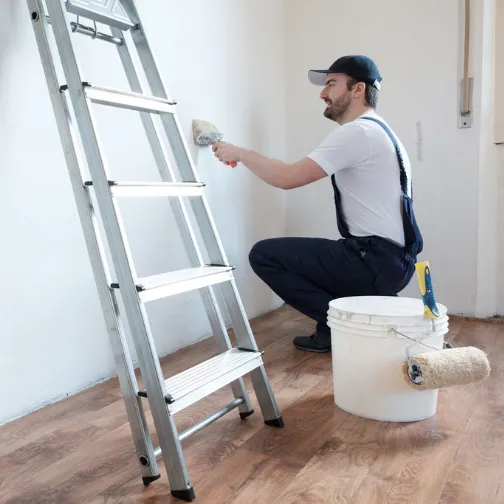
left=249, top=117, right=423, bottom=339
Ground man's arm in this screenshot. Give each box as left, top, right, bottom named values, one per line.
left=212, top=142, right=327, bottom=190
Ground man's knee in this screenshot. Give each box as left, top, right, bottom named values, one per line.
left=249, top=238, right=271, bottom=271
left=249, top=238, right=284, bottom=273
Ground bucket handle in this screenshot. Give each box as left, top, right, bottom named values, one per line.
left=388, top=320, right=441, bottom=358
left=390, top=320, right=453, bottom=385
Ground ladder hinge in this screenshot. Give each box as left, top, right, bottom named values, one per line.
left=60, top=82, right=92, bottom=92
left=84, top=180, right=117, bottom=186
left=109, top=282, right=143, bottom=292
left=237, top=347, right=263, bottom=354
left=138, top=390, right=175, bottom=404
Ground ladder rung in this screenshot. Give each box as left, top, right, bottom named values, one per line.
left=84, top=85, right=177, bottom=114
left=139, top=349, right=263, bottom=414
left=84, top=180, right=205, bottom=197
left=153, top=398, right=245, bottom=456
left=111, top=266, right=234, bottom=302
left=178, top=398, right=245, bottom=442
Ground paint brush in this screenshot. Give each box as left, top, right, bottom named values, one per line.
left=192, top=119, right=237, bottom=167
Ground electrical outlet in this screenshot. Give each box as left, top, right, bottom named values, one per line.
left=459, top=114, right=472, bottom=128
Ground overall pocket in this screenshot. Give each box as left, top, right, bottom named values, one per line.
left=354, top=238, right=410, bottom=296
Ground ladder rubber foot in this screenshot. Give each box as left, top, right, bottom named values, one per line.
left=171, top=487, right=196, bottom=502
left=239, top=409, right=255, bottom=420
left=265, top=417, right=285, bottom=428
left=142, top=474, right=161, bottom=487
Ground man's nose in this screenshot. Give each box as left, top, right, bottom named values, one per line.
left=320, top=88, right=327, bottom=99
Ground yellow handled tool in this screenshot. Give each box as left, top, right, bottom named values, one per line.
left=415, top=261, right=440, bottom=319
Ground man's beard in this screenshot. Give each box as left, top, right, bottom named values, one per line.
left=323, top=93, right=351, bottom=122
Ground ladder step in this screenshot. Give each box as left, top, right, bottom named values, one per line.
left=139, top=349, right=263, bottom=414
left=83, top=84, right=177, bottom=114
left=84, top=180, right=205, bottom=197
left=66, top=0, right=135, bottom=31
left=46, top=16, right=124, bottom=46
left=111, top=266, right=234, bottom=302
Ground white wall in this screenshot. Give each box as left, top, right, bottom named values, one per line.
left=0, top=0, right=286, bottom=424
left=283, top=0, right=503, bottom=316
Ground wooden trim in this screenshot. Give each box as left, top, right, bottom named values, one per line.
left=462, top=0, right=471, bottom=114
left=495, top=0, right=504, bottom=143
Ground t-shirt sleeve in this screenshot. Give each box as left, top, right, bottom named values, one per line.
left=307, top=122, right=371, bottom=176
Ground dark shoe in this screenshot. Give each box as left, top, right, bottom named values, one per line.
left=293, top=332, right=331, bottom=353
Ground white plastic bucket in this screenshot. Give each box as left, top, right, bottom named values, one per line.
left=327, top=296, right=449, bottom=422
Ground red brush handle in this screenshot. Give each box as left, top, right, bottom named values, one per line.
left=226, top=161, right=237, bottom=168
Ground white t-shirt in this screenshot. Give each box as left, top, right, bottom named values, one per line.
left=308, top=111, right=411, bottom=247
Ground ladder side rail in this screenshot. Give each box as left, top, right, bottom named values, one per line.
left=26, top=0, right=160, bottom=481
left=111, top=25, right=254, bottom=416
left=118, top=1, right=230, bottom=266
left=120, top=0, right=283, bottom=425
left=111, top=26, right=204, bottom=266
left=119, top=0, right=260, bottom=347
left=44, top=0, right=193, bottom=495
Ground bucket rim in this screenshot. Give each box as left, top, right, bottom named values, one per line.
left=328, top=296, right=448, bottom=320
left=326, top=315, right=449, bottom=332
left=327, top=311, right=449, bottom=324
left=327, top=320, right=449, bottom=339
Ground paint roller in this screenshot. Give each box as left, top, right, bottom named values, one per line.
left=402, top=261, right=491, bottom=391
left=192, top=119, right=237, bottom=167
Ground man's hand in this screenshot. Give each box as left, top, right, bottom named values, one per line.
left=212, top=141, right=242, bottom=166
left=211, top=141, right=327, bottom=189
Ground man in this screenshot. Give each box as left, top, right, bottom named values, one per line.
left=212, top=55, right=423, bottom=353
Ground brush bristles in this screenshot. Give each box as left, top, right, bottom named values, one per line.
left=195, top=132, right=223, bottom=145
left=192, top=119, right=223, bottom=145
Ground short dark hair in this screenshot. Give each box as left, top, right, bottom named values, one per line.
left=346, top=75, right=378, bottom=108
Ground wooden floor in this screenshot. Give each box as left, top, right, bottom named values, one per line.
left=1, top=306, right=503, bottom=504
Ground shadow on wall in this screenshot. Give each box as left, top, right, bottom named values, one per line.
left=0, top=2, right=16, bottom=52
left=191, top=101, right=285, bottom=316
left=242, top=104, right=285, bottom=312
left=0, top=1, right=18, bottom=101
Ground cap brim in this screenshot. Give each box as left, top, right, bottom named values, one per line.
left=308, top=70, right=330, bottom=86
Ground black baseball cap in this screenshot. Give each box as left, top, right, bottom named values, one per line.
left=308, top=55, right=382, bottom=90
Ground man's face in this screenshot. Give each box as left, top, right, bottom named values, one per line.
left=319, top=73, right=353, bottom=123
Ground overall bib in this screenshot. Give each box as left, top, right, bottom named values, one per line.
left=330, top=116, right=423, bottom=296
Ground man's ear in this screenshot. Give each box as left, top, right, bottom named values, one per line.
left=353, top=82, right=366, bottom=98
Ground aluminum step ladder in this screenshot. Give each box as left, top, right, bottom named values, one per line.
left=26, top=1, right=283, bottom=501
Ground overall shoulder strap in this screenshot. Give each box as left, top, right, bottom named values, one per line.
left=360, top=116, right=409, bottom=196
